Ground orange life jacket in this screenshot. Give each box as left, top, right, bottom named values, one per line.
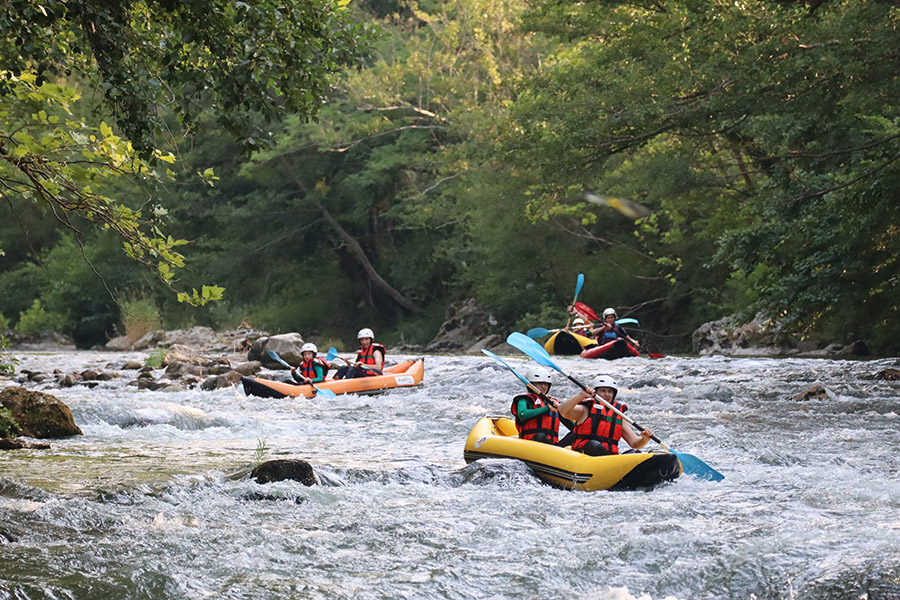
left=510, top=393, right=560, bottom=444
left=571, top=399, right=628, bottom=454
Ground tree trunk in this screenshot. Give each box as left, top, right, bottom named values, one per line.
left=312, top=199, right=420, bottom=314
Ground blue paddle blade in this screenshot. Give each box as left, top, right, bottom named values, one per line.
left=674, top=451, right=725, bottom=481
left=313, top=386, right=336, bottom=399
left=574, top=273, right=585, bottom=301
left=482, top=349, right=531, bottom=387
left=506, top=332, right=562, bottom=373
left=615, top=318, right=639, bottom=326
left=266, top=350, right=291, bottom=368
left=526, top=327, right=552, bottom=339
left=326, top=347, right=339, bottom=362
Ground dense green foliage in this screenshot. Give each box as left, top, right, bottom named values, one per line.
left=0, top=0, right=896, bottom=353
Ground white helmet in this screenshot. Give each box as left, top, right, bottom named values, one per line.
left=357, top=328, right=375, bottom=340
left=573, top=317, right=586, bottom=326
left=591, top=375, right=618, bottom=398
left=603, top=308, right=617, bottom=318
left=526, top=367, right=552, bottom=386
left=300, top=342, right=317, bottom=354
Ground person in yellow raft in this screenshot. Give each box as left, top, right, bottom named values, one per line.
left=557, top=375, right=653, bottom=456
left=333, top=328, right=385, bottom=379
left=511, top=367, right=576, bottom=447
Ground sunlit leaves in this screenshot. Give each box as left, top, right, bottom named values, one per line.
left=0, top=72, right=217, bottom=306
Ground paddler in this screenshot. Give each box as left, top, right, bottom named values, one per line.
left=557, top=375, right=653, bottom=456
left=591, top=308, right=640, bottom=348
left=289, top=343, right=330, bottom=385
left=333, top=328, right=385, bottom=379
left=511, top=367, right=576, bottom=446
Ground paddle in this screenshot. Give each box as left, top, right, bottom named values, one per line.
left=481, top=349, right=557, bottom=407
left=266, top=350, right=336, bottom=398
left=573, top=301, right=599, bottom=322
left=526, top=318, right=640, bottom=340
left=325, top=346, right=382, bottom=375
left=565, top=273, right=586, bottom=330
left=505, top=332, right=724, bottom=481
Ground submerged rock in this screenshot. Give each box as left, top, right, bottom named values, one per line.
left=251, top=459, right=318, bottom=486
left=790, top=385, right=835, bottom=402
left=0, top=387, right=82, bottom=438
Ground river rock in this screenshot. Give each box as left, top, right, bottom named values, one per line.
left=427, top=299, right=498, bottom=353
left=0, top=438, right=51, bottom=450
left=248, top=333, right=306, bottom=368
left=791, top=385, right=835, bottom=402
left=200, top=371, right=242, bottom=391
left=234, top=361, right=263, bottom=376
left=874, top=368, right=900, bottom=381
left=163, top=344, right=226, bottom=368
left=251, top=459, right=318, bottom=486
left=0, top=387, right=83, bottom=438
left=164, top=361, right=206, bottom=378
left=693, top=315, right=795, bottom=356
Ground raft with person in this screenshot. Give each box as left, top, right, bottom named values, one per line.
left=579, top=338, right=641, bottom=360
left=463, top=416, right=682, bottom=491
left=241, top=358, right=425, bottom=399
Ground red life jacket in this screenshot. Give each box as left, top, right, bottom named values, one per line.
left=571, top=398, right=628, bottom=454
left=300, top=357, right=330, bottom=381
left=510, top=393, right=560, bottom=444
left=356, top=343, right=386, bottom=375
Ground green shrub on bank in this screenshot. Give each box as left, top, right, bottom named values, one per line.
left=0, top=335, right=17, bottom=376
left=121, top=293, right=163, bottom=346
left=16, top=299, right=66, bottom=337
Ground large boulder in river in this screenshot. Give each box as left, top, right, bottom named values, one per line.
left=692, top=315, right=796, bottom=356
left=427, top=299, right=498, bottom=353
left=251, top=459, right=318, bottom=486
left=248, top=333, right=306, bottom=368
left=0, top=387, right=82, bottom=438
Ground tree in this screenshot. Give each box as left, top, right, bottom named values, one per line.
left=502, top=0, right=900, bottom=349
left=0, top=0, right=365, bottom=305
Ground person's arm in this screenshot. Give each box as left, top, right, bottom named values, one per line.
left=372, top=349, right=384, bottom=372
left=290, top=367, right=308, bottom=384
left=618, top=326, right=640, bottom=347
left=621, top=422, right=653, bottom=449
left=558, top=388, right=592, bottom=424
left=567, top=305, right=594, bottom=327
left=516, top=397, right=550, bottom=422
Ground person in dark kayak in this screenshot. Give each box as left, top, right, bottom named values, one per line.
left=289, top=343, right=330, bottom=385
left=591, top=308, right=640, bottom=348
left=511, top=367, right=576, bottom=446
left=333, top=328, right=385, bottom=379
left=558, top=375, right=652, bottom=456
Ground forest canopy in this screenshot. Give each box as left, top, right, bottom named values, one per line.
left=0, top=0, right=897, bottom=353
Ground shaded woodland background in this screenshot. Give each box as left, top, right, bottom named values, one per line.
left=1, top=0, right=897, bottom=354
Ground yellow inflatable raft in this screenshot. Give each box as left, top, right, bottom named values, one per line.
left=241, top=359, right=424, bottom=399
left=543, top=330, right=596, bottom=356
left=463, top=416, right=681, bottom=491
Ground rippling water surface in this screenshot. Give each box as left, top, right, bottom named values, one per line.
left=1, top=350, right=899, bottom=600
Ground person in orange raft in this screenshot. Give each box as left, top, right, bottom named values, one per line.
left=557, top=375, right=652, bottom=456
left=333, top=328, right=385, bottom=379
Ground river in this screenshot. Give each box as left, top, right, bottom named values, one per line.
left=1, top=349, right=899, bottom=600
